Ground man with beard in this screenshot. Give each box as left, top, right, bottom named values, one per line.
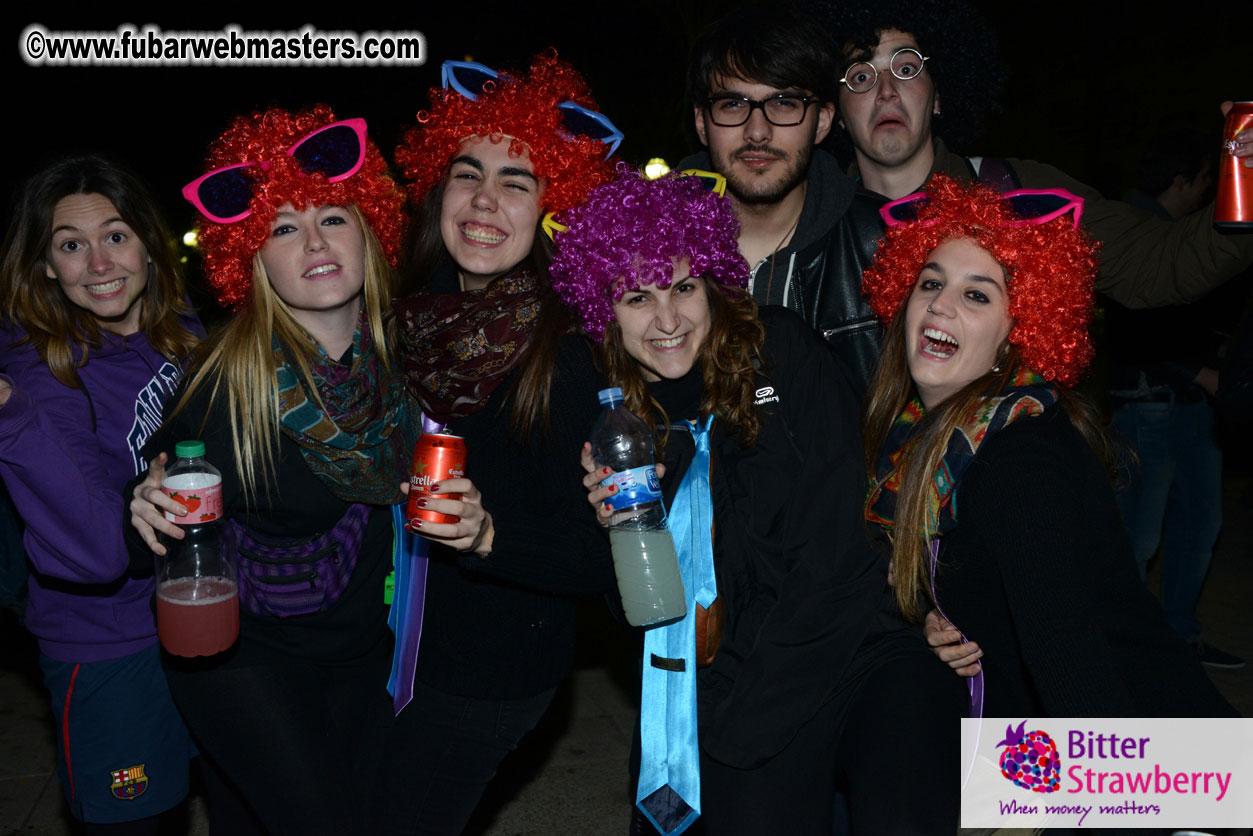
left=685, top=4, right=1253, bottom=396
left=680, top=6, right=888, bottom=390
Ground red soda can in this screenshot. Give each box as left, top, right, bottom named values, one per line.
left=1216, top=101, right=1253, bottom=228
left=407, top=433, right=467, bottom=526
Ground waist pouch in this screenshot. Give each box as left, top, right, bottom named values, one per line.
left=223, top=503, right=373, bottom=618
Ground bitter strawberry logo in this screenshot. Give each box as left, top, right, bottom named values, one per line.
left=997, top=720, right=1061, bottom=793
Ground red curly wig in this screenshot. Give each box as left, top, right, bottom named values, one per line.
left=862, top=174, right=1099, bottom=387
left=395, top=52, right=615, bottom=218
left=194, top=104, right=407, bottom=309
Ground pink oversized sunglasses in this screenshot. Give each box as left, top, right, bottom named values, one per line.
left=881, top=186, right=1085, bottom=230
left=182, top=118, right=368, bottom=224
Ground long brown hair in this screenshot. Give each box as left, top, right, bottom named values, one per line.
left=597, top=279, right=765, bottom=451
left=1, top=155, right=199, bottom=386
left=396, top=171, right=568, bottom=439
left=864, top=307, right=1114, bottom=621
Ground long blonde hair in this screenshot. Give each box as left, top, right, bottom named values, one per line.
left=172, top=207, right=396, bottom=501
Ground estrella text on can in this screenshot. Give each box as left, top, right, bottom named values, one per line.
left=407, top=433, right=467, bottom=526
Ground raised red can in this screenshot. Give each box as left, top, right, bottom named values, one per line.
left=1217, top=101, right=1253, bottom=229
left=407, top=433, right=467, bottom=526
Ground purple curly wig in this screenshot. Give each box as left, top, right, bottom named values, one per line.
left=550, top=168, right=749, bottom=340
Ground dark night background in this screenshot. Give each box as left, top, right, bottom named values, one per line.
left=2, top=0, right=1242, bottom=312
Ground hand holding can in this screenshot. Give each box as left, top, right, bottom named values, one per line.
left=407, top=433, right=467, bottom=527
left=1217, top=101, right=1253, bottom=228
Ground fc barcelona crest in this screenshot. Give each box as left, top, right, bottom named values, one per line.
left=109, top=764, right=148, bottom=799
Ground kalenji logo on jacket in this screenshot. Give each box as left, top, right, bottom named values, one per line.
left=754, top=386, right=779, bottom=406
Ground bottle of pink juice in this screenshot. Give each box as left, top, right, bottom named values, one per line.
left=156, top=440, right=238, bottom=657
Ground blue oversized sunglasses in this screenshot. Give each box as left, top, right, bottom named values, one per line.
left=441, top=59, right=623, bottom=158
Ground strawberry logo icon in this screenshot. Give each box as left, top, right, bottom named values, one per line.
left=996, top=720, right=1060, bottom=793
left=199, top=512, right=218, bottom=522
left=183, top=494, right=202, bottom=514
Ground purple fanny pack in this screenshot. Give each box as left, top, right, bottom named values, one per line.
left=223, top=503, right=373, bottom=618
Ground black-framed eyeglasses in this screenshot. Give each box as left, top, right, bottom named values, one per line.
left=703, top=94, right=819, bottom=127
left=840, top=48, right=929, bottom=94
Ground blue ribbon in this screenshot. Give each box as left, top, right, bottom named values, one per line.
left=637, top=416, right=717, bottom=836
left=386, top=414, right=443, bottom=714
left=387, top=503, right=428, bottom=714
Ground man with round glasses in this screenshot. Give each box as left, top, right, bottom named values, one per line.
left=840, top=47, right=927, bottom=94
left=819, top=0, right=1253, bottom=314
left=680, top=5, right=891, bottom=390
left=835, top=29, right=940, bottom=201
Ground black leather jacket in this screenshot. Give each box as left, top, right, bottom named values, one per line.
left=759, top=192, right=886, bottom=395
left=680, top=150, right=886, bottom=397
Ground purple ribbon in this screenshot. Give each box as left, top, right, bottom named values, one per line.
left=929, top=537, right=983, bottom=790
left=390, top=532, right=429, bottom=714
left=927, top=538, right=984, bottom=717
left=388, top=413, right=444, bottom=714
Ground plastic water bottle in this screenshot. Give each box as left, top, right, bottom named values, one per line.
left=156, top=440, right=238, bottom=657
left=590, top=388, right=686, bottom=627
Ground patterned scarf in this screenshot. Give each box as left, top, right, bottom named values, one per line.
left=865, top=368, right=1058, bottom=536
left=274, top=311, right=415, bottom=505
left=392, top=265, right=540, bottom=423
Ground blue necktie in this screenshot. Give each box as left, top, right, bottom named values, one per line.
left=637, top=416, right=717, bottom=836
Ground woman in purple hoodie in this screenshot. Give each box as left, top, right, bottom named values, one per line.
left=0, top=155, right=202, bottom=835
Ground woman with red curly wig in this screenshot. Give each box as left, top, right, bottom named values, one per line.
left=863, top=174, right=1232, bottom=718
left=382, top=53, right=619, bottom=834
left=126, top=105, right=416, bottom=834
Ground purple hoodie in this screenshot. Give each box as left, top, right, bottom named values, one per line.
left=0, top=319, right=201, bottom=662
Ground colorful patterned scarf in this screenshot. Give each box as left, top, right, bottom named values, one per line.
left=274, top=311, right=415, bottom=505
left=866, top=368, right=1059, bottom=536
left=392, top=266, right=540, bottom=423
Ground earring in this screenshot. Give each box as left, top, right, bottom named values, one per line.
left=991, top=362, right=1002, bottom=374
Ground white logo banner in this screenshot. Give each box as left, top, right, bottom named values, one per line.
left=961, top=717, right=1253, bottom=829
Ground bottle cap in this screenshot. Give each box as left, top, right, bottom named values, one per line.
left=597, top=387, right=624, bottom=406
left=174, top=440, right=206, bottom=459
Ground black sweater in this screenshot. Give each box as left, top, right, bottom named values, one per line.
left=128, top=377, right=397, bottom=665
left=414, top=332, right=616, bottom=699
left=649, top=307, right=900, bottom=769
left=935, top=407, right=1235, bottom=717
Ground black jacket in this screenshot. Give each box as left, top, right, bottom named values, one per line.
left=648, top=307, right=900, bottom=768
left=410, top=269, right=617, bottom=699
left=679, top=149, right=886, bottom=396
left=936, top=408, right=1235, bottom=717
